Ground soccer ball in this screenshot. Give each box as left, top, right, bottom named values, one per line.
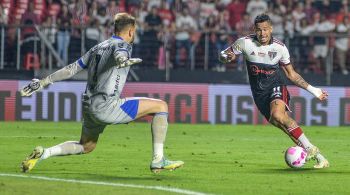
left=285, top=146, right=307, bottom=168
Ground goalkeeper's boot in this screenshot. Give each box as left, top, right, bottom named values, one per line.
left=21, top=146, right=44, bottom=173
left=150, top=157, right=184, bottom=173
left=314, top=154, right=330, bottom=169
left=306, top=146, right=320, bottom=161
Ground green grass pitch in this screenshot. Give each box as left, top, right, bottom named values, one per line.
left=0, top=122, right=349, bottom=195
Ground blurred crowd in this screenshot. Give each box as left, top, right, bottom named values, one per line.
left=0, top=0, right=350, bottom=74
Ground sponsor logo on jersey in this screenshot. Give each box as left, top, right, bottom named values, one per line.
left=250, top=65, right=276, bottom=75
left=258, top=52, right=266, bottom=57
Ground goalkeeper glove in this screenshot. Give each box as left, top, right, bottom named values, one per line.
left=116, top=56, right=142, bottom=69
left=20, top=78, right=49, bottom=96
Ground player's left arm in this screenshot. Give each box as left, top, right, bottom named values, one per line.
left=279, top=44, right=328, bottom=101
left=113, top=47, right=142, bottom=69
left=282, top=64, right=328, bottom=101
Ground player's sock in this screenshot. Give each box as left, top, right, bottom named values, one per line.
left=288, top=126, right=314, bottom=149
left=41, top=141, right=84, bottom=160
left=298, top=133, right=314, bottom=149
left=151, top=112, right=168, bottom=163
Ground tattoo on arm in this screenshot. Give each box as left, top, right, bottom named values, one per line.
left=292, top=73, right=309, bottom=89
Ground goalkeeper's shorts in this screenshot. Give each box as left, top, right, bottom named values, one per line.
left=82, top=95, right=140, bottom=136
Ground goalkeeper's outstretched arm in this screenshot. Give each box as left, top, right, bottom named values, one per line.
left=20, top=62, right=83, bottom=96
left=114, top=53, right=142, bottom=69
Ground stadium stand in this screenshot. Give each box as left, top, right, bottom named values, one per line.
left=0, top=0, right=349, bottom=84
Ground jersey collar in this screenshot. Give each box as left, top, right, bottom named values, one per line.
left=112, top=35, right=123, bottom=40
left=112, top=35, right=133, bottom=46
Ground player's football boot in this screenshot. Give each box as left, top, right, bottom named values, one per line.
left=306, top=146, right=320, bottom=161
left=150, top=157, right=184, bottom=173
left=314, top=158, right=330, bottom=169
left=21, top=146, right=44, bottom=173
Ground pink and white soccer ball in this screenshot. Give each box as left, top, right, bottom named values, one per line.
left=285, top=146, right=307, bottom=168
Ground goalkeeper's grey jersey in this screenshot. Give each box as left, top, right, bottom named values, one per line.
left=77, top=35, right=132, bottom=98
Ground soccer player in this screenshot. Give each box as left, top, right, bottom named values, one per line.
left=219, top=14, right=329, bottom=168
left=20, top=13, right=184, bottom=173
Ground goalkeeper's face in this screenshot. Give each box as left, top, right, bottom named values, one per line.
left=129, top=26, right=136, bottom=44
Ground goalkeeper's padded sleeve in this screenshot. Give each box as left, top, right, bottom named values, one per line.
left=41, top=62, right=83, bottom=86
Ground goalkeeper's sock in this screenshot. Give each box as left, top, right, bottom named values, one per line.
left=41, top=141, right=84, bottom=160
left=151, top=112, right=168, bottom=163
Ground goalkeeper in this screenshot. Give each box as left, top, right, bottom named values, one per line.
left=20, top=13, right=184, bottom=173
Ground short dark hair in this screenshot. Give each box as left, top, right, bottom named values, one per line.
left=254, top=13, right=272, bottom=26
left=114, top=13, right=136, bottom=34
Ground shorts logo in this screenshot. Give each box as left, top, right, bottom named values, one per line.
left=250, top=65, right=276, bottom=75
left=271, top=86, right=282, bottom=98
left=268, top=51, right=277, bottom=60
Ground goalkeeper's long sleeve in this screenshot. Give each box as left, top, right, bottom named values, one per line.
left=41, top=62, right=83, bottom=86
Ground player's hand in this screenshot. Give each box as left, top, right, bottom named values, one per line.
left=20, top=79, right=44, bottom=96
left=317, top=89, right=329, bottom=101
left=219, top=49, right=235, bottom=64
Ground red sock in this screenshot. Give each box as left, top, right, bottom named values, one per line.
left=287, top=126, right=303, bottom=139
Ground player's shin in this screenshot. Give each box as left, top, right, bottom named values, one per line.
left=151, top=112, right=168, bottom=163
left=287, top=126, right=314, bottom=150
left=41, top=141, right=84, bottom=160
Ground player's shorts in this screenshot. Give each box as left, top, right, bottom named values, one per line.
left=82, top=94, right=142, bottom=136
left=253, top=85, right=291, bottom=121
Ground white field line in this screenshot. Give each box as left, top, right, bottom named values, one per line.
left=0, top=136, right=77, bottom=138
left=0, top=173, right=212, bottom=195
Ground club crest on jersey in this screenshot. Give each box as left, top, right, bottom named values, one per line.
left=268, top=51, right=277, bottom=60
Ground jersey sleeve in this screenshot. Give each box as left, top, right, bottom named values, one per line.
left=231, top=38, right=245, bottom=55
left=279, top=45, right=291, bottom=66
left=76, top=50, right=92, bottom=69
left=113, top=43, right=130, bottom=62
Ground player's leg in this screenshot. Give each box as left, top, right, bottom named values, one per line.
left=269, top=100, right=314, bottom=149
left=269, top=99, right=329, bottom=168
left=269, top=117, right=301, bottom=146
left=135, top=98, right=184, bottom=172
left=21, top=115, right=105, bottom=172
left=40, top=129, right=100, bottom=160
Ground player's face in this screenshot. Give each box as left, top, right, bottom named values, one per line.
left=130, top=27, right=136, bottom=44
left=254, top=21, right=273, bottom=45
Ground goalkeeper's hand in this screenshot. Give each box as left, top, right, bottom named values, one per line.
left=20, top=79, right=46, bottom=96
left=116, top=56, right=142, bottom=69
